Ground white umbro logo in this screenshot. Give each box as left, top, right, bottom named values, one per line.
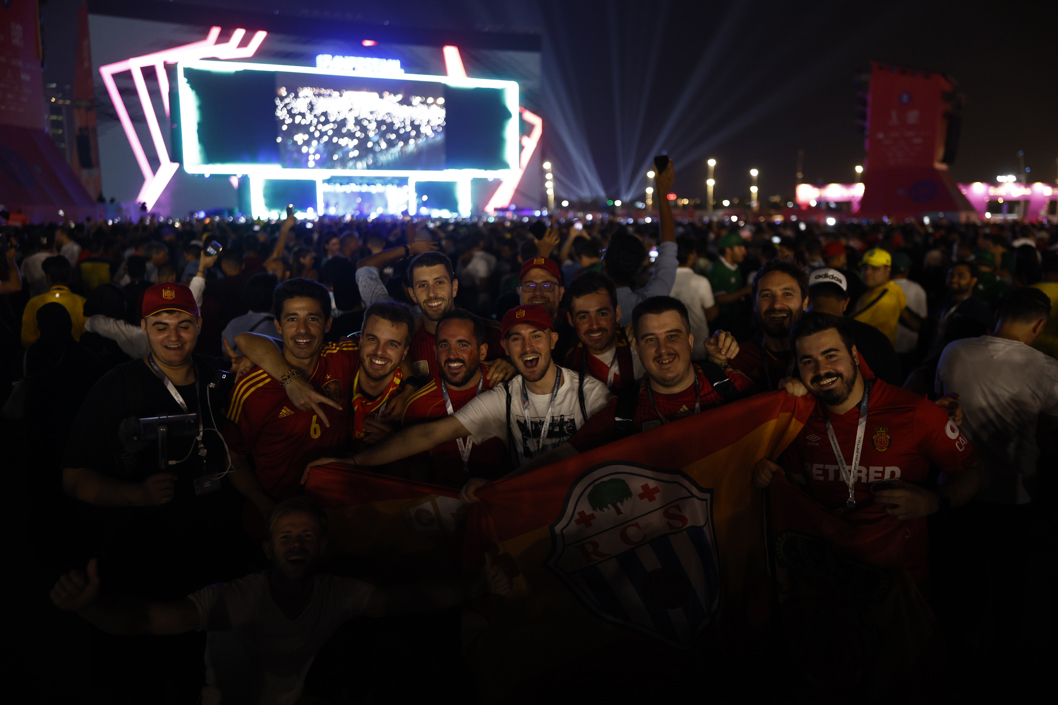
left=806, top=434, right=821, bottom=443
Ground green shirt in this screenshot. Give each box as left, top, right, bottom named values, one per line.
left=708, top=258, right=744, bottom=333
left=974, top=271, right=1009, bottom=307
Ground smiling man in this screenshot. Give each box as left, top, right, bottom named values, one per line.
left=50, top=497, right=509, bottom=705
left=752, top=311, right=986, bottom=585
left=308, top=305, right=610, bottom=479
left=227, top=279, right=362, bottom=509
left=563, top=296, right=752, bottom=456
left=730, top=259, right=809, bottom=392
left=401, top=310, right=512, bottom=486
left=564, top=270, right=644, bottom=392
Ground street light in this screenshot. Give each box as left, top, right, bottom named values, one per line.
left=646, top=170, right=655, bottom=208
left=749, top=169, right=759, bottom=213
left=855, top=164, right=864, bottom=183
left=542, top=161, right=554, bottom=211
left=706, top=159, right=716, bottom=216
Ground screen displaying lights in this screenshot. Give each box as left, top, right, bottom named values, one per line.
left=177, top=60, right=519, bottom=178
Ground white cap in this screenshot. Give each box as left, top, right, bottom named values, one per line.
left=808, top=268, right=847, bottom=292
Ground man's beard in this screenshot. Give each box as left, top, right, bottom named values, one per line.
left=757, top=307, right=796, bottom=339
left=441, top=358, right=478, bottom=387
left=809, top=362, right=859, bottom=406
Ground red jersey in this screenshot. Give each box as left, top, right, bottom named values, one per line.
left=569, top=364, right=754, bottom=452
left=401, top=367, right=511, bottom=486
left=729, top=338, right=792, bottom=393
left=225, top=340, right=359, bottom=499
left=564, top=328, right=636, bottom=393
left=406, top=317, right=504, bottom=378
left=781, top=379, right=977, bottom=582
left=350, top=367, right=403, bottom=444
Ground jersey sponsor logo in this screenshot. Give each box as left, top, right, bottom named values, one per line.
left=278, top=406, right=294, bottom=419
left=548, top=463, right=720, bottom=648
left=945, top=419, right=959, bottom=440
left=806, top=462, right=901, bottom=483
left=872, top=427, right=890, bottom=451
left=322, top=379, right=343, bottom=403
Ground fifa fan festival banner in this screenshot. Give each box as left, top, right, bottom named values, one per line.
left=465, top=391, right=814, bottom=702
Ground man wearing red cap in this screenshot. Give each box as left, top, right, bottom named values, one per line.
left=306, top=304, right=611, bottom=477
left=517, top=254, right=578, bottom=362
left=61, top=281, right=245, bottom=692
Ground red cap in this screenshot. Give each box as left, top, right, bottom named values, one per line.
left=822, top=241, right=845, bottom=259
left=519, top=256, right=562, bottom=282
left=501, top=304, right=553, bottom=339
left=141, top=282, right=199, bottom=318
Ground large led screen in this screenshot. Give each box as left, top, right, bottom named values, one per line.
left=176, top=61, right=519, bottom=177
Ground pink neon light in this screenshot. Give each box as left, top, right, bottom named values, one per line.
left=362, top=39, right=377, bottom=47
left=485, top=107, right=543, bottom=214
left=442, top=45, right=467, bottom=79
left=99, top=27, right=267, bottom=209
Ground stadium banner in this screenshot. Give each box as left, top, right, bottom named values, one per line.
left=304, top=464, right=466, bottom=582
left=768, top=471, right=938, bottom=697
left=465, top=391, right=814, bottom=702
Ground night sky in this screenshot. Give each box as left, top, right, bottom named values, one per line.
left=40, top=0, right=1057, bottom=204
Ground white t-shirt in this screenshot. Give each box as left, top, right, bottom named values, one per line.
left=455, top=365, right=611, bottom=467
left=21, top=252, right=52, bottom=297
left=893, top=277, right=927, bottom=354
left=589, top=343, right=645, bottom=387
left=936, top=335, right=1058, bottom=504
left=189, top=571, right=375, bottom=705
left=670, top=267, right=716, bottom=360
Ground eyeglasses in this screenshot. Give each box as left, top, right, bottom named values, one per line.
left=519, top=281, right=559, bottom=293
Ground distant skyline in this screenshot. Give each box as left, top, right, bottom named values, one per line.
left=42, top=0, right=1057, bottom=202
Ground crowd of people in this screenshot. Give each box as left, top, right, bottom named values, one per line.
left=3, top=159, right=1057, bottom=702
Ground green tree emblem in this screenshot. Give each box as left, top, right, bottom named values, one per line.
left=588, top=478, right=633, bottom=515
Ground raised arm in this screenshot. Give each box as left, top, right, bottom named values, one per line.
left=355, top=239, right=439, bottom=271
left=357, top=414, right=468, bottom=466
left=635, top=161, right=679, bottom=299
left=269, top=213, right=297, bottom=261
left=234, top=332, right=341, bottom=425
left=51, top=559, right=199, bottom=636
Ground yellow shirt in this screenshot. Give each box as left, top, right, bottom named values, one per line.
left=21, top=285, right=87, bottom=348
left=1031, top=282, right=1058, bottom=360
left=853, top=280, right=908, bottom=346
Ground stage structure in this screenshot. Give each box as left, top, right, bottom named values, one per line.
left=85, top=2, right=543, bottom=216
left=856, top=62, right=976, bottom=220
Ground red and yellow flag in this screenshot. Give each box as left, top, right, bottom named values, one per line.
left=465, top=390, right=814, bottom=701
left=304, top=464, right=465, bottom=582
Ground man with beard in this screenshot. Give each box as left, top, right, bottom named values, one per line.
left=517, top=255, right=577, bottom=361
left=226, top=279, right=360, bottom=511
left=805, top=268, right=902, bottom=385
left=306, top=305, right=610, bottom=479
left=229, top=286, right=411, bottom=507
left=563, top=270, right=643, bottom=392
left=730, top=259, right=808, bottom=392
left=356, top=247, right=505, bottom=377
left=852, top=248, right=908, bottom=347
left=926, top=261, right=993, bottom=355
left=563, top=296, right=752, bottom=456
left=752, top=311, right=986, bottom=584
left=50, top=497, right=510, bottom=705
left=400, top=310, right=512, bottom=486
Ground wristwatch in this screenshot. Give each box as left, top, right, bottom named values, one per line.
left=933, top=489, right=951, bottom=517
left=403, top=244, right=411, bottom=258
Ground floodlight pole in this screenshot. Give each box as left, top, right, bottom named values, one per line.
left=706, top=159, right=716, bottom=217
left=646, top=170, right=655, bottom=208
left=750, top=169, right=759, bottom=213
